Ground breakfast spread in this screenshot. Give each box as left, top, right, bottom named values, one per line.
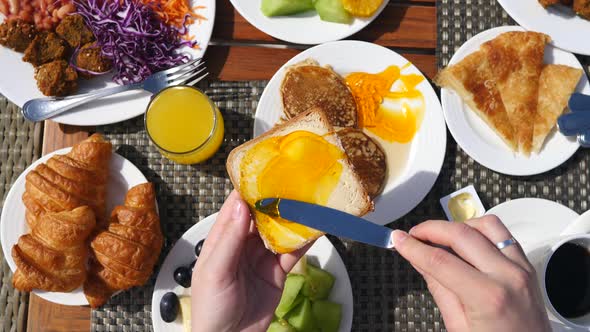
left=538, top=0, right=590, bottom=20
left=270, top=256, right=342, bottom=332
left=84, top=182, right=163, bottom=308
left=227, top=108, right=373, bottom=254
left=435, top=31, right=583, bottom=155
left=261, top=0, right=384, bottom=23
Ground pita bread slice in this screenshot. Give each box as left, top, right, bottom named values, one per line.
left=533, top=64, right=583, bottom=153
left=480, top=31, right=550, bottom=155
left=434, top=50, right=517, bottom=151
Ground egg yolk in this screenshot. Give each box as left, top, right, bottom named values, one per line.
left=239, top=131, right=346, bottom=253
left=345, top=65, right=425, bottom=143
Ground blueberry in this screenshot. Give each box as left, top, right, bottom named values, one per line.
left=160, top=292, right=179, bottom=323
left=195, top=239, right=205, bottom=257
left=173, top=266, right=192, bottom=288
left=189, top=259, right=196, bottom=270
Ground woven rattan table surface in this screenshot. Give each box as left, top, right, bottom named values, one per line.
left=1, top=0, right=590, bottom=331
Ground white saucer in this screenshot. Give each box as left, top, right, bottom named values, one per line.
left=441, top=26, right=590, bottom=176
left=487, top=198, right=586, bottom=331
left=0, top=148, right=148, bottom=306
left=151, top=213, right=354, bottom=332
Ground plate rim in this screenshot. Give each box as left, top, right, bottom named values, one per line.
left=497, top=0, right=590, bottom=56
left=486, top=197, right=579, bottom=251
left=253, top=39, right=447, bottom=226
left=441, top=25, right=587, bottom=176
left=150, top=213, right=354, bottom=332
left=0, top=0, right=216, bottom=126
left=228, top=0, right=390, bottom=45
left=0, top=147, right=148, bottom=306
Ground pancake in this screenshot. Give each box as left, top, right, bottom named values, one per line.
left=281, top=60, right=358, bottom=128
left=337, top=128, right=386, bottom=198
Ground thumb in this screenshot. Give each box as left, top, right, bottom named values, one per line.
left=201, top=191, right=252, bottom=279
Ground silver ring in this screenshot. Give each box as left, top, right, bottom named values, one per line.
left=496, top=237, right=517, bottom=250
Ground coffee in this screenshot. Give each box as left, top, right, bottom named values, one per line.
left=545, top=242, right=590, bottom=318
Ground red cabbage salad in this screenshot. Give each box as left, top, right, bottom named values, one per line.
left=74, top=0, right=198, bottom=85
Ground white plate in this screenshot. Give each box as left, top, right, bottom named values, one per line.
left=0, top=0, right=215, bottom=126
left=0, top=148, right=148, bottom=306
left=498, top=0, right=590, bottom=56
left=254, top=40, right=447, bottom=226
left=487, top=198, right=583, bottom=331
left=151, top=213, right=354, bottom=332
left=229, top=0, right=389, bottom=45
left=441, top=26, right=590, bottom=176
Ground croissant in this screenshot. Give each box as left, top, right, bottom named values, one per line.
left=84, top=183, right=162, bottom=308
left=12, top=206, right=96, bottom=292
left=23, top=133, right=112, bottom=229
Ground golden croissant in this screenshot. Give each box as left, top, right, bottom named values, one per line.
left=84, top=182, right=162, bottom=308
left=12, top=206, right=96, bottom=292
left=23, top=133, right=112, bottom=229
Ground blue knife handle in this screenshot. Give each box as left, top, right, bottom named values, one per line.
left=579, top=130, right=590, bottom=148
left=557, top=112, right=590, bottom=136
left=569, top=93, right=590, bottom=112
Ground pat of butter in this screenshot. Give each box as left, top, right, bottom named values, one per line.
left=440, top=185, right=486, bottom=222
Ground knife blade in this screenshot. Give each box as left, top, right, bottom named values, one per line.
left=255, top=198, right=395, bottom=249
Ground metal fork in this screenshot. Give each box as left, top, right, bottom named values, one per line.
left=22, top=58, right=208, bottom=122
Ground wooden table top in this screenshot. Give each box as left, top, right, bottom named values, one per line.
left=28, top=0, right=437, bottom=330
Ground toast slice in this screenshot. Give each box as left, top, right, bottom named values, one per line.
left=480, top=31, right=550, bottom=155
left=434, top=50, right=518, bottom=151
left=533, top=64, right=583, bottom=152
left=227, top=108, right=373, bottom=254
left=281, top=59, right=358, bottom=128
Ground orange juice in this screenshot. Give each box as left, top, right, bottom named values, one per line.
left=145, top=86, right=224, bottom=164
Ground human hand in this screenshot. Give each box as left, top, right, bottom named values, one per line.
left=191, top=191, right=310, bottom=332
left=392, top=215, right=551, bottom=332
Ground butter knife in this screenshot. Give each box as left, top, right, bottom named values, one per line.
left=255, top=198, right=395, bottom=249
left=568, top=93, right=590, bottom=112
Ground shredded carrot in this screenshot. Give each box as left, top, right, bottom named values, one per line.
left=143, top=0, right=206, bottom=32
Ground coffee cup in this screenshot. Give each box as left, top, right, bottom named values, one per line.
left=528, top=210, right=590, bottom=330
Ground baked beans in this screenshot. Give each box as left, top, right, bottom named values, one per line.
left=0, top=0, right=75, bottom=30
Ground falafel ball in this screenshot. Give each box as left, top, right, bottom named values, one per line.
left=56, top=14, right=95, bottom=48
left=0, top=20, right=37, bottom=52
left=35, top=60, right=78, bottom=96
left=76, top=42, right=112, bottom=78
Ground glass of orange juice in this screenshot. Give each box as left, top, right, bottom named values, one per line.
left=145, top=86, right=224, bottom=164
